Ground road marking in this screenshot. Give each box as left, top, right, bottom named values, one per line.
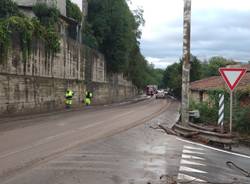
left=183, top=149, right=204, bottom=155
left=177, top=138, right=250, bottom=159
left=177, top=173, right=205, bottom=182
left=182, top=154, right=205, bottom=160
left=177, top=145, right=207, bottom=183
left=184, top=145, right=204, bottom=151
left=179, top=166, right=207, bottom=173
left=180, top=159, right=206, bottom=166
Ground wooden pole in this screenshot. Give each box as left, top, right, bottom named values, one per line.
left=181, top=0, right=191, bottom=125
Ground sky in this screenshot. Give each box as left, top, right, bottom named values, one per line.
left=73, top=0, right=250, bottom=69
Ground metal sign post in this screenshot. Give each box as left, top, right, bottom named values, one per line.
left=230, top=91, right=233, bottom=133
left=219, top=68, right=247, bottom=133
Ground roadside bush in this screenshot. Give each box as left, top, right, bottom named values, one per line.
left=190, top=100, right=218, bottom=124
left=0, top=0, right=20, bottom=19
left=190, top=90, right=250, bottom=134
left=234, top=105, right=250, bottom=133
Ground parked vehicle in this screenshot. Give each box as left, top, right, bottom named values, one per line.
left=146, top=85, right=157, bottom=96
left=156, top=90, right=165, bottom=99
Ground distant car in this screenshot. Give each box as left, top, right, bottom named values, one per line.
left=156, top=90, right=165, bottom=99
left=163, top=89, right=168, bottom=96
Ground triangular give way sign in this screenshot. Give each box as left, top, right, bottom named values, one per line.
left=219, top=68, right=247, bottom=91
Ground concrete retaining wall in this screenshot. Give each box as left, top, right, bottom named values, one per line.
left=0, top=37, right=137, bottom=116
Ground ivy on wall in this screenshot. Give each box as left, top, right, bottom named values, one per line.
left=0, top=0, right=60, bottom=63
left=0, top=0, right=20, bottom=18
left=33, top=3, right=60, bottom=27
left=66, top=0, right=83, bottom=40
left=66, top=0, right=83, bottom=23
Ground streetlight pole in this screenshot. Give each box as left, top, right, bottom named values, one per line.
left=181, top=0, right=191, bottom=125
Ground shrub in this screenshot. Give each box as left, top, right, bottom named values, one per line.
left=190, top=90, right=250, bottom=134
left=190, top=100, right=219, bottom=124
left=33, top=3, right=60, bottom=27
left=66, top=0, right=83, bottom=23
left=0, top=16, right=60, bottom=63
left=234, top=105, right=250, bottom=133
left=0, top=0, right=20, bottom=19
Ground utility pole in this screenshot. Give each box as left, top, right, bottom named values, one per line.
left=181, top=0, right=191, bottom=125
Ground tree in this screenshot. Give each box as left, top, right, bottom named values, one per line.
left=201, top=56, right=236, bottom=77
left=85, top=0, right=162, bottom=89
left=0, top=0, right=20, bottom=19
left=82, top=21, right=98, bottom=48
left=190, top=55, right=202, bottom=82
left=87, top=0, right=142, bottom=73
left=66, top=0, right=83, bottom=23
left=179, top=55, right=202, bottom=82
left=33, top=3, right=60, bottom=27
left=162, top=62, right=182, bottom=98
left=162, top=55, right=202, bottom=98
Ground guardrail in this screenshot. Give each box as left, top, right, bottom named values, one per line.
left=172, top=123, right=234, bottom=145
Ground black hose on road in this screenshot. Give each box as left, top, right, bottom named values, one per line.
left=226, top=161, right=250, bottom=177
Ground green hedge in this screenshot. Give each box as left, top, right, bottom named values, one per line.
left=190, top=90, right=250, bottom=134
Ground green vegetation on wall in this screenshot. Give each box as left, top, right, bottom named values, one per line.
left=0, top=0, right=20, bottom=18
left=66, top=0, right=83, bottom=23
left=66, top=0, right=83, bottom=40
left=33, top=3, right=60, bottom=27
left=0, top=0, right=60, bottom=64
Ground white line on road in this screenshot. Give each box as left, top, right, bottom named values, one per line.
left=177, top=173, right=206, bottom=182
left=181, top=154, right=205, bottom=160
left=180, top=159, right=206, bottom=166
left=184, top=145, right=204, bottom=151
left=177, top=145, right=207, bottom=183
left=177, top=138, right=250, bottom=159
left=183, top=149, right=205, bottom=155
left=179, top=166, right=207, bottom=173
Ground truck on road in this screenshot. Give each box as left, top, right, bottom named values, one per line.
left=146, top=85, right=157, bottom=96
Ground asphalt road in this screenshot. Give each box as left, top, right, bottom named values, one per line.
left=1, top=98, right=250, bottom=184
left=0, top=97, right=174, bottom=183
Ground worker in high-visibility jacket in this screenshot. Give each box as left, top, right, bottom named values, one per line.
left=84, top=91, right=93, bottom=106
left=65, top=89, right=74, bottom=108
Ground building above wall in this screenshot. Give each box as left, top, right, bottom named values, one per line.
left=13, top=0, right=66, bottom=16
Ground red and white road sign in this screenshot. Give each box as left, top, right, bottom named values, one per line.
left=219, top=68, right=247, bottom=91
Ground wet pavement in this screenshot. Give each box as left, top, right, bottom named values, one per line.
left=3, top=117, right=182, bottom=184
left=3, top=106, right=250, bottom=184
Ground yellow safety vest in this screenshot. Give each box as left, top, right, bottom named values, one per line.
left=66, top=90, right=73, bottom=98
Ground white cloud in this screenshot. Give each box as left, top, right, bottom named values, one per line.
left=75, top=0, right=250, bottom=65
left=71, top=0, right=82, bottom=10
left=146, top=57, right=177, bottom=69
left=131, top=0, right=250, bottom=63
left=192, top=0, right=250, bottom=11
